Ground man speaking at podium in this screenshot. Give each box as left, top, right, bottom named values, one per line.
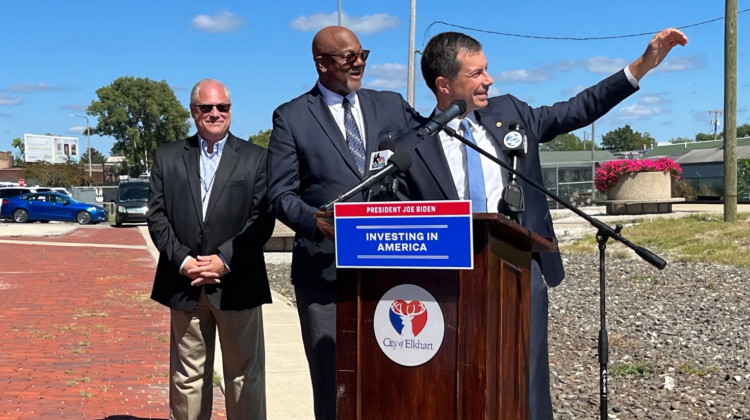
left=397, top=29, right=687, bottom=419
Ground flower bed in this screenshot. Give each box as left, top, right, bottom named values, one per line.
left=595, top=157, right=682, bottom=193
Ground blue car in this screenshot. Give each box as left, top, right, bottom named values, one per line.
left=1, top=192, right=109, bottom=225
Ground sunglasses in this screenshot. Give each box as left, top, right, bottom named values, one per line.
left=194, top=103, right=231, bottom=113
left=322, top=49, right=370, bottom=64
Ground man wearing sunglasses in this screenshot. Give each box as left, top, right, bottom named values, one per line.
left=266, top=26, right=422, bottom=420
left=148, top=79, right=275, bottom=420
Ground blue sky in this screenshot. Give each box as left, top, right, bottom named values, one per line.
left=1, top=1, right=748, bottom=158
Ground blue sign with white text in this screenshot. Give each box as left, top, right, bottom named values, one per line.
left=334, top=201, right=473, bottom=269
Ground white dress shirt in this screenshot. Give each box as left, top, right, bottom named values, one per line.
left=317, top=81, right=367, bottom=149
left=437, top=110, right=505, bottom=212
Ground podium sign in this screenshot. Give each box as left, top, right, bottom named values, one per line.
left=334, top=200, right=473, bottom=269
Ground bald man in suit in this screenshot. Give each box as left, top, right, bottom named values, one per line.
left=266, top=26, right=421, bottom=420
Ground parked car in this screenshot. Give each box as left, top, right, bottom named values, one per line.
left=0, top=187, right=39, bottom=216
left=114, top=181, right=149, bottom=227
left=1, top=192, right=108, bottom=224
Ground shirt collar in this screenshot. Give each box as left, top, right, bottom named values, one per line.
left=198, top=134, right=228, bottom=156
left=317, top=81, right=359, bottom=108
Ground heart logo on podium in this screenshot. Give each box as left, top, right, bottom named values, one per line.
left=389, top=300, right=428, bottom=337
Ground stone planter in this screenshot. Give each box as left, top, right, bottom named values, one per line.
left=606, top=171, right=671, bottom=201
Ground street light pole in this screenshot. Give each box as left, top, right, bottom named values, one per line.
left=71, top=114, right=92, bottom=180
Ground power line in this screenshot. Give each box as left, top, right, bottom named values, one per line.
left=425, top=8, right=750, bottom=43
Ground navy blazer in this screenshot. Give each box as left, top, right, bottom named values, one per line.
left=396, top=70, right=638, bottom=286
left=148, top=133, right=275, bottom=310
left=267, top=86, right=421, bottom=288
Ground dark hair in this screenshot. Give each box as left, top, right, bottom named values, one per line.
left=421, top=32, right=483, bottom=93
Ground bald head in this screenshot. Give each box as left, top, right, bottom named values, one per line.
left=312, top=26, right=367, bottom=96
left=312, top=26, right=359, bottom=58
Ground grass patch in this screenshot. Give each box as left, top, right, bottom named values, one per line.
left=680, top=363, right=718, bottom=377
left=562, top=213, right=750, bottom=267
left=610, top=360, right=653, bottom=378
left=72, top=307, right=108, bottom=318
left=213, top=372, right=223, bottom=387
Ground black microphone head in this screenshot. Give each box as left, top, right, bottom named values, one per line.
left=452, top=99, right=468, bottom=115
left=378, top=139, right=397, bottom=152
left=387, top=152, right=413, bottom=172
left=508, top=120, right=523, bottom=131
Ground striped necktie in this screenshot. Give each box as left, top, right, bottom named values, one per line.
left=343, top=98, right=366, bottom=176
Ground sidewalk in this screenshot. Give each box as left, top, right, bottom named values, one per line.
left=0, top=222, right=313, bottom=419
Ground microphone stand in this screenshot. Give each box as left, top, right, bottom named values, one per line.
left=442, top=126, right=666, bottom=420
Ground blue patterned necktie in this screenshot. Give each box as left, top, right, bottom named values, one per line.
left=460, top=119, right=487, bottom=212
left=342, top=98, right=366, bottom=176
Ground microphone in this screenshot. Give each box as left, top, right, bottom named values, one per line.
left=499, top=121, right=527, bottom=215
left=502, top=121, right=527, bottom=158
left=417, top=99, right=467, bottom=138
left=322, top=151, right=413, bottom=211
left=365, top=140, right=397, bottom=201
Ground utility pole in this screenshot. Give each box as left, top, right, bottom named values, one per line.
left=71, top=114, right=93, bottom=181
left=406, top=0, right=417, bottom=107
left=337, top=0, right=342, bottom=25
left=724, top=0, right=737, bottom=222
left=708, top=109, right=723, bottom=141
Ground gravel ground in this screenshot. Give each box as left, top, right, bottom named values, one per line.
left=265, top=252, right=750, bottom=419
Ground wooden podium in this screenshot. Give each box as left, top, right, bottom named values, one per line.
left=335, top=213, right=557, bottom=420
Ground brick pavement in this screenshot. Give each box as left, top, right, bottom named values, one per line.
left=0, top=225, right=226, bottom=419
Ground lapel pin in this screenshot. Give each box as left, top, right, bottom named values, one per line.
left=496, top=122, right=503, bottom=128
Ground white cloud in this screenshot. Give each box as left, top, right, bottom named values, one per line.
left=8, top=82, right=66, bottom=93
left=60, top=104, right=87, bottom=112
left=612, top=104, right=663, bottom=121
left=488, top=86, right=501, bottom=98
left=0, top=94, right=23, bottom=106
left=583, top=57, right=629, bottom=74
left=639, top=94, right=670, bottom=105
left=560, top=84, right=588, bottom=97
left=364, top=63, right=407, bottom=90
left=290, top=12, right=399, bottom=34
left=651, top=55, right=704, bottom=73
left=68, top=125, right=86, bottom=134
left=494, top=69, right=550, bottom=83
left=192, top=10, right=244, bottom=33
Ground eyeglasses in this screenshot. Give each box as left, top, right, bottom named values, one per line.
left=194, top=103, right=231, bottom=113
left=322, top=49, right=370, bottom=64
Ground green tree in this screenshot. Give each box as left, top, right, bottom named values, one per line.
left=24, top=162, right=91, bottom=187
left=695, top=132, right=719, bottom=142
left=88, top=76, right=190, bottom=176
left=249, top=129, right=271, bottom=148
left=540, top=133, right=595, bottom=151
left=737, top=123, right=750, bottom=138
left=738, top=159, right=750, bottom=200
left=669, top=137, right=693, bottom=144
left=600, top=125, right=655, bottom=151
left=11, top=137, right=24, bottom=165
left=80, top=147, right=107, bottom=165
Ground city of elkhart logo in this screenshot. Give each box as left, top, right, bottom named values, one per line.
left=373, top=284, right=445, bottom=367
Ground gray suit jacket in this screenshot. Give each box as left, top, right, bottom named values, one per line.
left=148, top=133, right=275, bottom=310
left=266, top=86, right=421, bottom=288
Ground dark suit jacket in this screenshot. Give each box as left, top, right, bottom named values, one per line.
left=396, top=70, right=638, bottom=286
left=148, top=133, right=275, bottom=311
left=266, top=85, right=421, bottom=288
